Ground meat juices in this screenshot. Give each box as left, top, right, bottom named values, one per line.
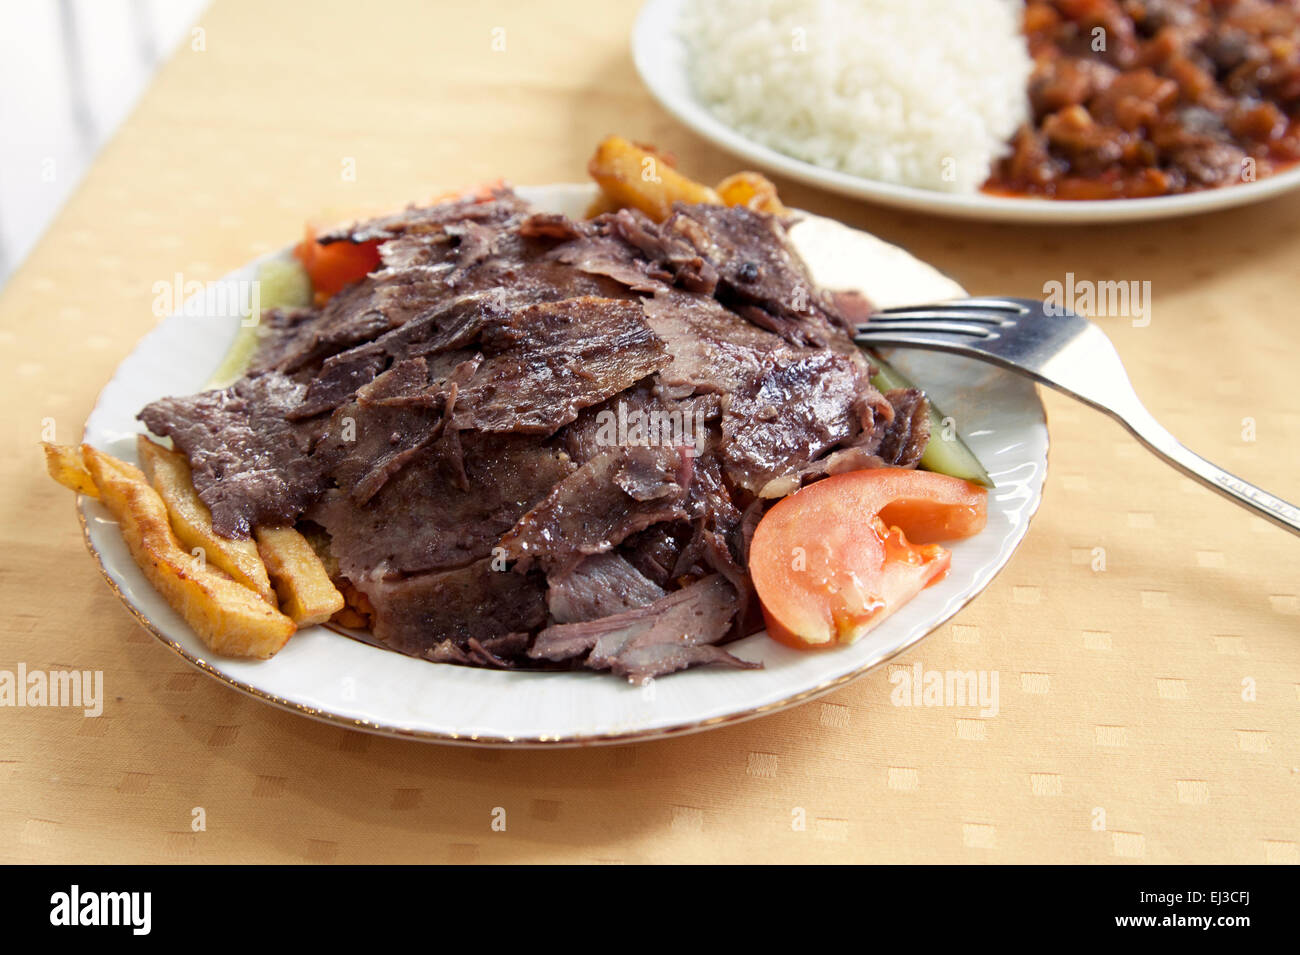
left=139, top=189, right=929, bottom=682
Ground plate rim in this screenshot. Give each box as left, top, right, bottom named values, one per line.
left=74, top=185, right=1050, bottom=748
left=631, top=0, right=1300, bottom=224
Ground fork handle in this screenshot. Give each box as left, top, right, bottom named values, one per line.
left=1116, top=403, right=1300, bottom=537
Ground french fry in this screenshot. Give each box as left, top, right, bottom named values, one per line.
left=716, top=171, right=787, bottom=215
left=137, top=435, right=276, bottom=605
left=583, top=191, right=622, bottom=219
left=332, top=578, right=374, bottom=630
left=80, top=444, right=296, bottom=659
left=331, top=606, right=370, bottom=630
left=43, top=443, right=99, bottom=497
left=254, top=525, right=345, bottom=627
left=587, top=136, right=721, bottom=221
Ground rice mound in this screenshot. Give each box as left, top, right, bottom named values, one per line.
left=682, top=0, right=1033, bottom=193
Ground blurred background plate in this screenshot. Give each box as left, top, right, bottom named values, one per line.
left=633, top=0, right=1300, bottom=224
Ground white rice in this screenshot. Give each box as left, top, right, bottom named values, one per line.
left=681, top=0, right=1033, bottom=193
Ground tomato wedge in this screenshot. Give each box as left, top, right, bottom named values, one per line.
left=293, top=228, right=381, bottom=303
left=748, top=469, right=988, bottom=650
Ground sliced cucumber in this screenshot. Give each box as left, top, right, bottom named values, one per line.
left=206, top=258, right=313, bottom=389
left=869, top=353, right=994, bottom=488
left=257, top=256, right=314, bottom=310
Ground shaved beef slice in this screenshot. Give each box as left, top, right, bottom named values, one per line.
left=561, top=383, right=717, bottom=466
left=360, top=557, right=547, bottom=657
left=720, top=349, right=885, bottom=494
left=138, top=372, right=326, bottom=538
left=614, top=640, right=757, bottom=684
left=311, top=428, right=574, bottom=581
left=553, top=205, right=854, bottom=354
left=673, top=447, right=749, bottom=601
left=752, top=387, right=931, bottom=497
left=639, top=291, right=786, bottom=399
left=304, top=295, right=668, bottom=432
left=546, top=552, right=665, bottom=624
left=311, top=357, right=468, bottom=507
left=247, top=306, right=324, bottom=376
left=278, top=212, right=637, bottom=381
left=554, top=208, right=716, bottom=295
left=454, top=297, right=669, bottom=434
left=530, top=575, right=757, bottom=684
left=876, top=387, right=931, bottom=468
left=500, top=445, right=692, bottom=572
left=316, top=188, right=530, bottom=244
left=620, top=522, right=695, bottom=588
left=663, top=203, right=851, bottom=344
left=273, top=270, right=438, bottom=375
left=294, top=292, right=666, bottom=427
left=290, top=290, right=510, bottom=419
left=312, top=357, right=576, bottom=578
left=551, top=230, right=671, bottom=295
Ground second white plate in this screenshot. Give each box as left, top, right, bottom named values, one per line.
left=632, top=0, right=1300, bottom=224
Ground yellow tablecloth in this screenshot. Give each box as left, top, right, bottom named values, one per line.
left=1, top=0, right=1296, bottom=863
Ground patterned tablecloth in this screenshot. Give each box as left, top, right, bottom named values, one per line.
left=0, top=0, right=1295, bottom=863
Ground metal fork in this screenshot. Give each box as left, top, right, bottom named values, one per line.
left=854, top=297, right=1300, bottom=537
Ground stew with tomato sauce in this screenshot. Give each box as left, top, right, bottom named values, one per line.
left=986, top=0, right=1300, bottom=199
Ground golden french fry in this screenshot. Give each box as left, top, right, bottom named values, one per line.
left=587, top=136, right=721, bottom=221
left=80, top=444, right=296, bottom=659
left=255, top=525, right=345, bottom=627
left=43, top=442, right=99, bottom=497
left=716, top=171, right=787, bottom=215
left=583, top=191, right=622, bottom=219
left=332, top=606, right=370, bottom=630
left=332, top=578, right=374, bottom=630
left=137, top=435, right=276, bottom=605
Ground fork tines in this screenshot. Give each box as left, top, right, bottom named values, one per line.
left=854, top=297, right=1026, bottom=342
left=854, top=318, right=999, bottom=338
left=875, top=297, right=1030, bottom=315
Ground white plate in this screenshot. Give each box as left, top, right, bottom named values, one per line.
left=78, top=183, right=1047, bottom=746
left=632, top=0, right=1300, bottom=224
